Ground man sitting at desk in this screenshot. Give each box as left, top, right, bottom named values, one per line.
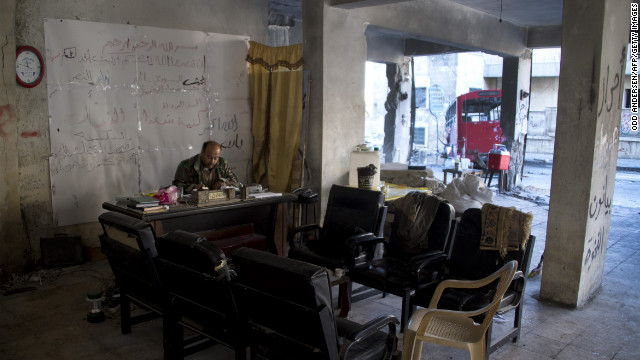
left=173, top=141, right=239, bottom=192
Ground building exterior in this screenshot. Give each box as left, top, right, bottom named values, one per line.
left=366, top=47, right=639, bottom=165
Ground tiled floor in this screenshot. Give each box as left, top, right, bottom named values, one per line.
left=1, top=192, right=639, bottom=359
left=348, top=193, right=640, bottom=360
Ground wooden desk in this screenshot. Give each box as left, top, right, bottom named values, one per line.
left=103, top=194, right=296, bottom=256
left=442, top=168, right=484, bottom=184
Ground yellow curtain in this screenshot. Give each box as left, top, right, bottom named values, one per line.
left=247, top=41, right=303, bottom=193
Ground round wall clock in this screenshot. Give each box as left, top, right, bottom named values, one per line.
left=16, top=46, right=44, bottom=88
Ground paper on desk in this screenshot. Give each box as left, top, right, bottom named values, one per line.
left=250, top=192, right=282, bottom=199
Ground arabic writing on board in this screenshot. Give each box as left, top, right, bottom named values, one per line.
left=45, top=19, right=251, bottom=226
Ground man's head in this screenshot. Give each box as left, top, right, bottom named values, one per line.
left=200, top=141, right=222, bottom=169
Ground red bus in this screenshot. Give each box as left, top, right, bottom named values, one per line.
left=444, top=89, right=504, bottom=162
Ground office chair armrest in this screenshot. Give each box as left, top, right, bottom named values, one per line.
left=344, top=233, right=384, bottom=249
left=409, top=250, right=446, bottom=268
left=288, top=224, right=322, bottom=249
left=339, top=315, right=399, bottom=359
left=502, top=270, right=525, bottom=308
left=292, top=224, right=321, bottom=234
left=343, top=314, right=399, bottom=341
left=411, top=252, right=448, bottom=279
left=510, top=271, right=524, bottom=291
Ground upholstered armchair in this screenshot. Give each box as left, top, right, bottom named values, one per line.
left=288, top=184, right=388, bottom=270
left=348, top=193, right=457, bottom=329
left=232, top=247, right=400, bottom=360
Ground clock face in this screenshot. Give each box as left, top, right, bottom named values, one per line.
left=16, top=46, right=44, bottom=88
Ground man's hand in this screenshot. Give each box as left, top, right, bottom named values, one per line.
left=213, top=179, right=225, bottom=190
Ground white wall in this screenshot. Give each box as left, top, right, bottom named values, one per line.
left=530, top=77, right=559, bottom=111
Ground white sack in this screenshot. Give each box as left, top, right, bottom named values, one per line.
left=439, top=175, right=493, bottom=213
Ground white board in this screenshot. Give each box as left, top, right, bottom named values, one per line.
left=45, top=19, right=251, bottom=226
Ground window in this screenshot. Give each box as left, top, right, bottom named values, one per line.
left=414, top=127, right=426, bottom=145
left=415, top=87, right=427, bottom=108
left=461, top=97, right=501, bottom=122
left=624, top=88, right=631, bottom=109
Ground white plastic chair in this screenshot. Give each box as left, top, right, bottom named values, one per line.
left=403, top=260, right=517, bottom=360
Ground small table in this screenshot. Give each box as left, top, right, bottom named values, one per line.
left=442, top=168, right=484, bottom=184
left=484, top=169, right=507, bottom=193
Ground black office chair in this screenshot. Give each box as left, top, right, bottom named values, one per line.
left=98, top=211, right=163, bottom=335
left=232, top=247, right=400, bottom=360
left=288, top=184, right=387, bottom=270
left=347, top=192, right=457, bottom=330
left=411, top=207, right=536, bottom=359
left=155, top=230, right=245, bottom=360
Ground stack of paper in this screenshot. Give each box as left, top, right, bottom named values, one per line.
left=127, top=196, right=160, bottom=208
left=250, top=192, right=282, bottom=199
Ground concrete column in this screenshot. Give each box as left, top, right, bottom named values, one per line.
left=500, top=50, right=532, bottom=190
left=0, top=0, right=27, bottom=274
left=383, top=61, right=411, bottom=164
left=304, top=2, right=371, bottom=215
left=383, top=64, right=398, bottom=163
left=541, top=0, right=631, bottom=307
left=302, top=0, right=325, bottom=196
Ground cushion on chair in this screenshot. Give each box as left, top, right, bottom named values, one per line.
left=311, top=222, right=367, bottom=254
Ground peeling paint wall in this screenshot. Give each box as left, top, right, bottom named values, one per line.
left=500, top=50, right=532, bottom=190
left=541, top=0, right=630, bottom=307
left=2, top=0, right=268, bottom=273
left=0, top=0, right=28, bottom=274
left=382, top=61, right=412, bottom=164
left=579, top=34, right=628, bottom=303
left=393, top=60, right=412, bottom=163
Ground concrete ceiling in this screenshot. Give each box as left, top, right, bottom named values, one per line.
left=268, top=0, right=302, bottom=26
left=449, top=0, right=562, bottom=27
left=268, top=0, right=564, bottom=50
left=268, top=0, right=563, bottom=28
